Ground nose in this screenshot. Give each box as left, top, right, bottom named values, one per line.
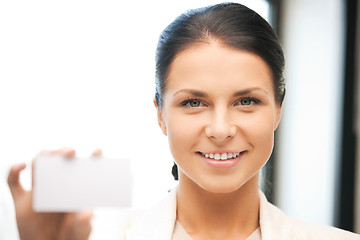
left=205, top=109, right=237, bottom=142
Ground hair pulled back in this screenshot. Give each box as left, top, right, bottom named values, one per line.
left=155, top=2, right=285, bottom=180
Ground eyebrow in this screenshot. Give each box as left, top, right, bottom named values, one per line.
left=233, top=87, right=269, bottom=96
left=173, top=87, right=268, bottom=97
left=173, top=89, right=208, bottom=97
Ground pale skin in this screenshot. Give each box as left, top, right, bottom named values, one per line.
left=7, top=148, right=101, bottom=240
left=155, top=40, right=282, bottom=239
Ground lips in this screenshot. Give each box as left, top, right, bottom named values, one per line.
left=198, top=151, right=245, bottom=160
left=198, top=151, right=245, bottom=169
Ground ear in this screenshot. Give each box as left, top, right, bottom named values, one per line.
left=153, top=98, right=167, bottom=136
left=274, top=106, right=282, bottom=131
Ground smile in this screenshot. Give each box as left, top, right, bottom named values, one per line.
left=199, top=152, right=242, bottom=161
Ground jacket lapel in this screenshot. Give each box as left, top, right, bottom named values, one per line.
left=259, top=191, right=301, bottom=239
left=125, top=188, right=177, bottom=240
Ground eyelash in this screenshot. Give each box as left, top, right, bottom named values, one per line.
left=234, top=97, right=261, bottom=106
left=180, top=97, right=261, bottom=108
left=180, top=98, right=208, bottom=108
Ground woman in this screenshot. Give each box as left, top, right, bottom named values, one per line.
left=7, top=3, right=359, bottom=240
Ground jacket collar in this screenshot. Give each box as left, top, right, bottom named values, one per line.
left=259, top=191, right=289, bottom=240
left=125, top=188, right=177, bottom=240
left=126, top=187, right=288, bottom=240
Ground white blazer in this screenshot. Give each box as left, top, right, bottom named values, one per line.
left=113, top=188, right=359, bottom=240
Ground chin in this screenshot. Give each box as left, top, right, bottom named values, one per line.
left=198, top=178, right=247, bottom=194
left=194, top=172, right=260, bottom=195
left=205, top=187, right=241, bottom=194
left=180, top=170, right=258, bottom=195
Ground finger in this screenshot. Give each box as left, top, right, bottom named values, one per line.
left=56, top=147, right=76, bottom=158
left=91, top=149, right=102, bottom=157
left=75, top=210, right=93, bottom=224
left=35, top=147, right=76, bottom=160
left=7, top=163, right=27, bottom=199
left=73, top=211, right=93, bottom=240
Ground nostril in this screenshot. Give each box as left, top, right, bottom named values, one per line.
left=205, top=125, right=236, bottom=142
left=225, top=136, right=233, bottom=141
left=208, top=134, right=234, bottom=142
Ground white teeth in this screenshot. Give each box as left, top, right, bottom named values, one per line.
left=201, top=152, right=241, bottom=160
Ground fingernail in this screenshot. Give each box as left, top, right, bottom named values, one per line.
left=60, top=147, right=76, bottom=158
left=14, top=162, right=27, bottom=169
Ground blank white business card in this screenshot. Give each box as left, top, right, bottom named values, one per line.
left=33, top=155, right=133, bottom=212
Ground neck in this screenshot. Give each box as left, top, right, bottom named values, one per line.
left=177, top=174, right=260, bottom=240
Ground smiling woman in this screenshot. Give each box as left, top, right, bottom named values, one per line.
left=157, top=46, right=281, bottom=198
left=6, top=2, right=360, bottom=240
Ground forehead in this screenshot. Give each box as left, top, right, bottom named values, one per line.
left=166, top=42, right=274, bottom=94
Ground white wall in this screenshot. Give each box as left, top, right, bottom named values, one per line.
left=276, top=0, right=345, bottom=226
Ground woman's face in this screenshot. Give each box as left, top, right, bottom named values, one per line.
left=156, top=42, right=282, bottom=193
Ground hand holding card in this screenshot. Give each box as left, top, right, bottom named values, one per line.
left=7, top=148, right=99, bottom=240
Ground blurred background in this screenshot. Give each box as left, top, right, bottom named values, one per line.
left=0, top=0, right=359, bottom=239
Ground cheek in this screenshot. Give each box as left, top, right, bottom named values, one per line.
left=239, top=111, right=276, bottom=157
left=165, top=111, right=203, bottom=155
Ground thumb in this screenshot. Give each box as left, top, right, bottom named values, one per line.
left=7, top=163, right=27, bottom=200
left=59, top=211, right=93, bottom=240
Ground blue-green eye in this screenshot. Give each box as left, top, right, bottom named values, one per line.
left=181, top=99, right=205, bottom=108
left=188, top=99, right=201, bottom=107
left=236, top=97, right=259, bottom=106
left=240, top=98, right=253, bottom=105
